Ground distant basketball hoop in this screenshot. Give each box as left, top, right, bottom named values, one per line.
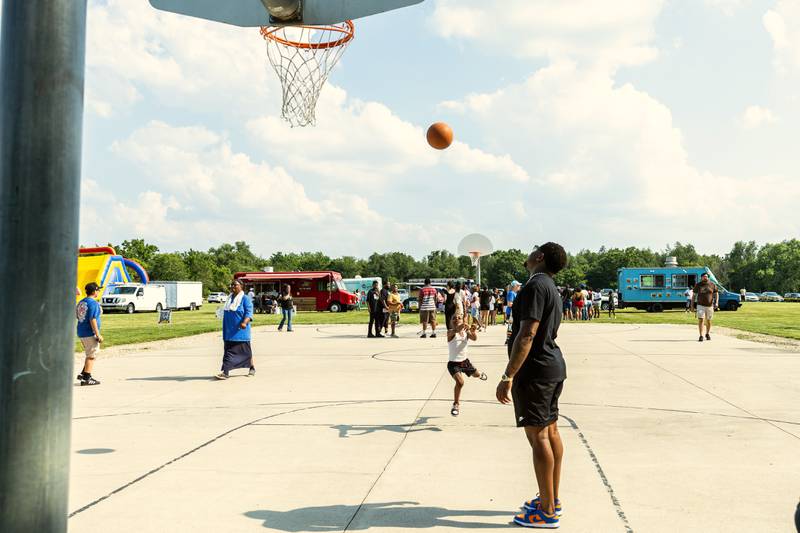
left=458, top=234, right=494, bottom=286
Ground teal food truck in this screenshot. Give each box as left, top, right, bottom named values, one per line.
left=618, top=262, right=741, bottom=313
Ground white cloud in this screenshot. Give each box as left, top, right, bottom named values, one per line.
left=741, top=105, right=778, bottom=128
left=764, top=1, right=800, bottom=75
left=705, top=0, right=748, bottom=16
left=247, top=85, right=531, bottom=186
left=431, top=0, right=664, bottom=68
left=438, top=62, right=800, bottom=248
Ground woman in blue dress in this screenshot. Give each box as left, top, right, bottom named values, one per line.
left=216, top=279, right=255, bottom=380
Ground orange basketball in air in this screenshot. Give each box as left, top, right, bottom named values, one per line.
left=427, top=122, right=454, bottom=150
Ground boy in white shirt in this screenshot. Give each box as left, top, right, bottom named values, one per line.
left=447, top=316, right=488, bottom=416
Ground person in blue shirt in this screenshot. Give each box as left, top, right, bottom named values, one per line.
left=76, top=282, right=104, bottom=386
left=216, top=278, right=255, bottom=380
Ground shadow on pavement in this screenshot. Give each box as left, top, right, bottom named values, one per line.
left=332, top=417, right=443, bottom=438
left=244, top=501, right=509, bottom=530
left=126, top=376, right=216, bottom=382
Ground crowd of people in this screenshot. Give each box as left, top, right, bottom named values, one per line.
left=559, top=285, right=617, bottom=321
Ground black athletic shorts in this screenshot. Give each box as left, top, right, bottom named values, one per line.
left=512, top=380, right=564, bottom=427
left=447, top=359, right=477, bottom=378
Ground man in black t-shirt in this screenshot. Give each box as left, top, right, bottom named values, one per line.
left=379, top=282, right=390, bottom=336
left=479, top=287, right=492, bottom=331
left=496, top=242, right=568, bottom=529
left=366, top=281, right=384, bottom=338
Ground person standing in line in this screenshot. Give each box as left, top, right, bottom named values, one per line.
left=479, top=285, right=492, bottom=331
left=444, top=280, right=457, bottom=331
left=367, top=280, right=383, bottom=338
left=592, top=288, right=601, bottom=319
left=505, top=281, right=521, bottom=323
left=573, top=288, right=584, bottom=321
left=277, top=284, right=294, bottom=332
left=684, top=286, right=694, bottom=313
left=489, top=290, right=497, bottom=326
left=76, top=282, right=104, bottom=386
left=691, top=272, right=719, bottom=342
left=248, top=286, right=256, bottom=301
left=387, top=284, right=403, bottom=338
left=470, top=285, right=482, bottom=329
left=496, top=243, right=569, bottom=529
left=580, top=285, right=590, bottom=321
left=496, top=289, right=505, bottom=323
left=561, top=287, right=572, bottom=321
left=452, top=281, right=465, bottom=328
left=380, top=281, right=391, bottom=336
left=216, top=279, right=255, bottom=380
left=447, top=316, right=488, bottom=417
left=418, top=278, right=439, bottom=338
left=607, top=289, right=617, bottom=318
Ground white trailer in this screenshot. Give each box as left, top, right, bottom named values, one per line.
left=155, top=281, right=203, bottom=311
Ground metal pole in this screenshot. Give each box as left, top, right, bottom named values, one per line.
left=0, top=1, right=87, bottom=531
left=476, top=258, right=481, bottom=287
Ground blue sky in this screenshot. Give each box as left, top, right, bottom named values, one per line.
left=79, top=0, right=800, bottom=257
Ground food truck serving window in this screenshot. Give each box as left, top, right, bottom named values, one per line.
left=640, top=274, right=665, bottom=289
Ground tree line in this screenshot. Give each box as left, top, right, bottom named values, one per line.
left=104, top=239, right=800, bottom=295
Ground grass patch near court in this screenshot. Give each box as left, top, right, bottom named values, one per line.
left=77, top=302, right=800, bottom=352
left=589, top=302, right=800, bottom=340
left=76, top=306, right=376, bottom=351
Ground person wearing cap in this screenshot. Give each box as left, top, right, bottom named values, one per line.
left=505, top=280, right=521, bottom=323
left=76, top=282, right=104, bottom=386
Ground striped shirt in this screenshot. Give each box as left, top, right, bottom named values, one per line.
left=419, top=286, right=438, bottom=311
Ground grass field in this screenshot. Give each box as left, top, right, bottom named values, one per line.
left=586, top=302, right=800, bottom=340
left=76, top=302, right=800, bottom=352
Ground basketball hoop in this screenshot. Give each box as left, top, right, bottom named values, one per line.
left=260, top=21, right=355, bottom=127
left=469, top=252, right=481, bottom=267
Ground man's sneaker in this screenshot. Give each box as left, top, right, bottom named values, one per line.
left=77, top=372, right=87, bottom=382
left=368, top=333, right=375, bottom=338
left=705, top=333, right=711, bottom=341
left=376, top=334, right=385, bottom=338
left=451, top=404, right=459, bottom=416
left=420, top=333, right=427, bottom=338
left=513, top=508, right=559, bottom=528
left=430, top=333, right=437, bottom=338
left=248, top=368, right=256, bottom=377
left=80, top=376, right=101, bottom=386
left=523, top=497, right=562, bottom=517
left=698, top=336, right=704, bottom=342
left=215, top=372, right=229, bottom=380
left=391, top=334, right=399, bottom=338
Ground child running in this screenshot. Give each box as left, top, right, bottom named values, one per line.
left=447, top=316, right=488, bottom=416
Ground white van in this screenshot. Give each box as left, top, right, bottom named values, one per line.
left=101, top=283, right=168, bottom=314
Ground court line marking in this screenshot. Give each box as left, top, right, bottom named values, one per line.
left=562, top=415, right=634, bottom=533
left=597, top=334, right=800, bottom=443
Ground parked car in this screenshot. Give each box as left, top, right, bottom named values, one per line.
left=404, top=297, right=419, bottom=312
left=783, top=292, right=800, bottom=302
left=744, top=292, right=761, bottom=302
left=599, top=289, right=619, bottom=310
left=760, top=292, right=785, bottom=302
left=207, top=292, right=226, bottom=303
left=101, top=283, right=167, bottom=314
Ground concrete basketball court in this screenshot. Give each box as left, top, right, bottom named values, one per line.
left=68, top=321, right=800, bottom=532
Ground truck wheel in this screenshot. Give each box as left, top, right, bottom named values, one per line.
left=190, top=303, right=196, bottom=311
left=726, top=301, right=738, bottom=311
left=126, top=303, right=135, bottom=314
left=601, top=302, right=609, bottom=311
left=329, top=302, right=342, bottom=313
left=652, top=303, right=664, bottom=313
left=155, top=303, right=163, bottom=313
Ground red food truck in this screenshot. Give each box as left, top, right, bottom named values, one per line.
left=234, top=271, right=359, bottom=312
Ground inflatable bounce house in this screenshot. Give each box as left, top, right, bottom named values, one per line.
left=76, top=247, right=149, bottom=302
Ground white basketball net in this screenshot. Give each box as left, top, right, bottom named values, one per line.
left=469, top=252, right=481, bottom=267
left=261, top=22, right=354, bottom=128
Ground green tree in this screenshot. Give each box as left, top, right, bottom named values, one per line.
left=149, top=253, right=189, bottom=281
left=116, top=239, right=159, bottom=269
left=483, top=249, right=527, bottom=288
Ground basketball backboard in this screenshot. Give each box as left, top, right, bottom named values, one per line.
left=458, top=234, right=494, bottom=286
left=148, top=0, right=426, bottom=26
